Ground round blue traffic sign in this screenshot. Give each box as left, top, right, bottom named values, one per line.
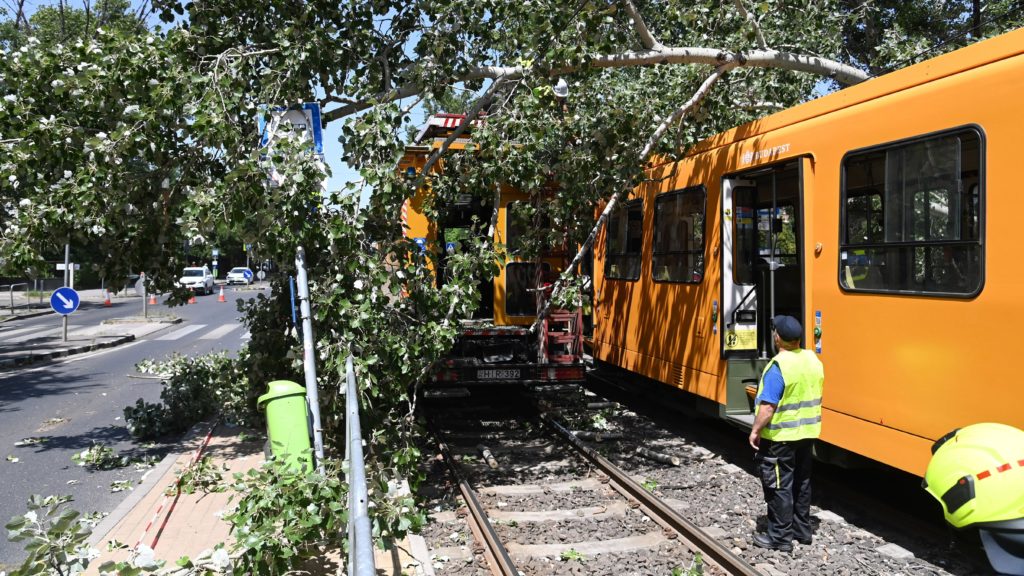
left=243, top=269, right=253, bottom=280
left=50, top=287, right=81, bottom=315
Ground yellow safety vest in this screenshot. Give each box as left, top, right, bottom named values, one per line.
left=756, top=349, right=824, bottom=441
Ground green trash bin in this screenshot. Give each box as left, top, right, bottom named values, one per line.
left=257, top=380, right=314, bottom=471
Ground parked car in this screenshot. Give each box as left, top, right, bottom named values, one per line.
left=225, top=266, right=253, bottom=285
left=179, top=266, right=214, bottom=294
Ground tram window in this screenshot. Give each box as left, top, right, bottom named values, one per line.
left=605, top=199, right=643, bottom=281
left=733, top=184, right=800, bottom=286
left=840, top=128, right=983, bottom=296
left=505, top=262, right=541, bottom=316
left=653, top=186, right=706, bottom=283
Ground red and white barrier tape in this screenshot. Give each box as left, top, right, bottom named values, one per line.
left=133, top=419, right=219, bottom=551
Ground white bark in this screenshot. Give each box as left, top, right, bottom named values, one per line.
left=324, top=49, right=867, bottom=122
left=623, top=0, right=665, bottom=52
left=733, top=0, right=769, bottom=50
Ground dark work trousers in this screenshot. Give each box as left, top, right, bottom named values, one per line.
left=756, top=438, right=815, bottom=545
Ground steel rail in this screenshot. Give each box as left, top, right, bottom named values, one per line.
left=433, top=429, right=520, bottom=576
left=541, top=413, right=763, bottom=576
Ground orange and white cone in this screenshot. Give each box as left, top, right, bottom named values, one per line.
left=218, top=286, right=226, bottom=303
left=148, top=293, right=157, bottom=305
left=103, top=290, right=112, bottom=307
left=188, top=292, right=197, bottom=305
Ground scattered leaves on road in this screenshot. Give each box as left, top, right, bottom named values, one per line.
left=14, top=437, right=47, bottom=447
left=110, top=480, right=134, bottom=493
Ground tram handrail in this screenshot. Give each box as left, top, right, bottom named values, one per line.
left=1, top=283, right=29, bottom=314
left=344, top=354, right=376, bottom=576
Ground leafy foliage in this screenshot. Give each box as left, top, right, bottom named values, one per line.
left=0, top=0, right=144, bottom=50
left=172, top=455, right=226, bottom=496
left=126, top=352, right=262, bottom=440
left=225, top=458, right=348, bottom=574
left=71, top=443, right=129, bottom=470
left=839, top=0, right=1024, bottom=76
left=4, top=495, right=103, bottom=576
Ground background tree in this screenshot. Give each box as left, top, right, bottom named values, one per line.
left=0, top=0, right=145, bottom=49
left=839, top=0, right=1024, bottom=76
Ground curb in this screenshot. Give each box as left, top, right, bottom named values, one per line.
left=0, top=309, right=54, bottom=322
left=0, top=334, right=135, bottom=370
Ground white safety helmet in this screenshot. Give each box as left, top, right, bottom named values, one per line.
left=552, top=78, right=569, bottom=99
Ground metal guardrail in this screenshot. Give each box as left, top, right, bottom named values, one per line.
left=1, top=283, right=29, bottom=314
left=344, top=355, right=376, bottom=576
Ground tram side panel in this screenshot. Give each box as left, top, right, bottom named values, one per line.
left=592, top=160, right=727, bottom=403
left=808, top=49, right=1024, bottom=476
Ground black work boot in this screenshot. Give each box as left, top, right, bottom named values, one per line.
left=753, top=532, right=793, bottom=553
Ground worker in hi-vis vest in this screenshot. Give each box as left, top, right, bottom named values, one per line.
left=748, top=315, right=825, bottom=553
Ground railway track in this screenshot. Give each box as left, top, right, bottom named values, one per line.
left=578, top=368, right=995, bottom=575
left=418, top=387, right=762, bottom=576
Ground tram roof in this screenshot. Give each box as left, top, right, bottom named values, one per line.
left=686, top=25, right=1024, bottom=159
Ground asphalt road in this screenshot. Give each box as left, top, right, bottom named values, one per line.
left=0, top=287, right=265, bottom=568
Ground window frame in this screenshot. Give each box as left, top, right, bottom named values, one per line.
left=838, top=125, right=985, bottom=298
left=652, top=185, right=707, bottom=284
left=604, top=198, right=644, bottom=281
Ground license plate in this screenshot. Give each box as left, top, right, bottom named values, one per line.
left=477, top=369, right=521, bottom=380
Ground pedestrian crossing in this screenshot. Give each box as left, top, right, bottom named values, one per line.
left=156, top=323, right=244, bottom=341
left=0, top=322, right=246, bottom=344
left=0, top=325, right=61, bottom=342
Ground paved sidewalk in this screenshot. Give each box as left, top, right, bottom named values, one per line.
left=86, top=421, right=268, bottom=574
left=84, top=420, right=428, bottom=575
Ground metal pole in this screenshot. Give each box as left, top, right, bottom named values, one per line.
left=347, top=355, right=376, bottom=576
left=295, top=247, right=325, bottom=468
left=63, top=243, right=69, bottom=342
left=142, top=272, right=148, bottom=319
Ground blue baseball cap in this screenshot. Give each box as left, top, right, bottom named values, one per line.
left=773, top=315, right=802, bottom=341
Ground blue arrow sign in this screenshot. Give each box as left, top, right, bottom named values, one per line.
left=243, top=269, right=253, bottom=280
left=50, top=287, right=80, bottom=315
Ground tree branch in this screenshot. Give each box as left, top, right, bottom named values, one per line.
left=323, top=48, right=867, bottom=123
left=622, top=0, right=664, bottom=51
left=530, top=63, right=736, bottom=333
left=733, top=0, right=768, bottom=50
left=414, top=77, right=506, bottom=188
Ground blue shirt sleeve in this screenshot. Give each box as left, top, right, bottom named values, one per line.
left=757, top=364, right=785, bottom=405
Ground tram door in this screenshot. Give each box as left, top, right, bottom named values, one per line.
left=721, top=161, right=804, bottom=360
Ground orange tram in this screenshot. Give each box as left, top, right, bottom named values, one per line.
left=399, top=114, right=587, bottom=388
left=591, top=27, right=1024, bottom=477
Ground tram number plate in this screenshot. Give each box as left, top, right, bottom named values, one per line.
left=477, top=369, right=521, bottom=380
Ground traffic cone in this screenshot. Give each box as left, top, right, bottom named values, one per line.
left=148, top=293, right=157, bottom=305
left=188, top=292, right=197, bottom=305
left=218, top=286, right=226, bottom=303
left=103, top=290, right=112, bottom=307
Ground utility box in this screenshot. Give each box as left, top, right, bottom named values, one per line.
left=257, top=380, right=313, bottom=471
